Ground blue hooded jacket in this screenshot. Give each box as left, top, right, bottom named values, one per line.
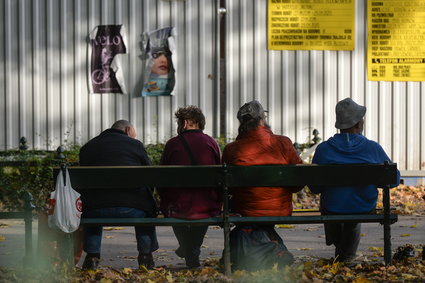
left=311, top=133, right=400, bottom=213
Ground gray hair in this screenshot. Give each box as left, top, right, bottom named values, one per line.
left=238, top=117, right=270, bottom=135
left=111, top=120, right=133, bottom=131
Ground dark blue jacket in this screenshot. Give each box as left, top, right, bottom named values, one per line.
left=79, top=128, right=157, bottom=215
left=311, top=133, right=400, bottom=213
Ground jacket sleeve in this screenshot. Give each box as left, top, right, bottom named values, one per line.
left=309, top=145, right=324, bottom=194
left=221, top=145, right=230, bottom=164
left=281, top=137, right=304, bottom=193
left=139, top=142, right=151, bottom=165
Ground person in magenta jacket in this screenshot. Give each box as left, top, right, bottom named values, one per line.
left=311, top=98, right=400, bottom=262
left=158, top=106, right=222, bottom=268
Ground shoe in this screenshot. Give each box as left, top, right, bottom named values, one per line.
left=138, top=253, right=155, bottom=269
left=82, top=255, right=100, bottom=270
left=278, top=250, right=295, bottom=266
left=185, top=255, right=201, bottom=268
left=175, top=246, right=185, bottom=258
left=335, top=254, right=356, bottom=263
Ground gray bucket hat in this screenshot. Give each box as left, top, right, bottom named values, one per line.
left=335, top=98, right=366, bottom=129
left=237, top=100, right=267, bottom=122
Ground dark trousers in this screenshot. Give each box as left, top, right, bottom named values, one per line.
left=172, top=225, right=208, bottom=266
left=321, top=209, right=369, bottom=260
left=324, top=222, right=361, bottom=260
left=83, top=207, right=158, bottom=255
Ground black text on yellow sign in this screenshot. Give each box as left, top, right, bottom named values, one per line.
left=268, top=0, right=355, bottom=51
left=367, top=0, right=425, bottom=81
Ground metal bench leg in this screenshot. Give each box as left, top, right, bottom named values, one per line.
left=222, top=165, right=231, bottom=276
left=383, top=186, right=392, bottom=265
left=23, top=192, right=34, bottom=267
left=58, top=232, right=75, bottom=269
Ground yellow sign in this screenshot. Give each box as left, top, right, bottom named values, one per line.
left=268, top=0, right=355, bottom=51
left=368, top=0, right=425, bottom=81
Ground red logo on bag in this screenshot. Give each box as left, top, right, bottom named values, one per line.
left=48, top=199, right=56, bottom=215
left=76, top=197, right=83, bottom=212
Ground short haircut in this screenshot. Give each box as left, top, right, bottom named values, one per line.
left=111, top=120, right=133, bottom=131
left=175, top=106, right=206, bottom=130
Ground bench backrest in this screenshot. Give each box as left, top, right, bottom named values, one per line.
left=57, top=163, right=398, bottom=190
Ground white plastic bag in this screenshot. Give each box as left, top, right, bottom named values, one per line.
left=48, top=168, right=82, bottom=233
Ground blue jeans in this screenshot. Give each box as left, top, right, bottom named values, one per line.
left=83, top=207, right=159, bottom=255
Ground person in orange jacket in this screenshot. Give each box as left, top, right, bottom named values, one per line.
left=222, top=100, right=304, bottom=217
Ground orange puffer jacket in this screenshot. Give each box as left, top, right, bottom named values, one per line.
left=222, top=126, right=303, bottom=216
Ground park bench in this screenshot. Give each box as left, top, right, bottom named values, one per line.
left=56, top=162, right=398, bottom=275
left=0, top=161, right=39, bottom=267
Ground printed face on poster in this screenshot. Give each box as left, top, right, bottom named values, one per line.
left=142, top=27, right=176, bottom=97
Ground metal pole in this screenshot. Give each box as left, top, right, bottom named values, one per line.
left=383, top=185, right=392, bottom=265
left=222, top=164, right=231, bottom=275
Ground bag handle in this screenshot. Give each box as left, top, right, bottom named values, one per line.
left=178, top=134, right=198, bottom=165
left=60, top=164, right=67, bottom=185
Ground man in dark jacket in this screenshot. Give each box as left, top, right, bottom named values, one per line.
left=158, top=106, right=222, bottom=268
left=79, top=120, right=158, bottom=270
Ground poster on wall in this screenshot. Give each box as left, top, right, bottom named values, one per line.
left=367, top=0, right=425, bottom=81
left=268, top=0, right=355, bottom=51
left=141, top=27, right=176, bottom=97
left=89, top=25, right=127, bottom=94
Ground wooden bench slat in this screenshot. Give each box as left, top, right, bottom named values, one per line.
left=60, top=163, right=398, bottom=189
left=80, top=214, right=397, bottom=227
left=81, top=217, right=223, bottom=226
left=0, top=212, right=28, bottom=219
left=228, top=214, right=398, bottom=224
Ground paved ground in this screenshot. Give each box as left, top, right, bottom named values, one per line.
left=0, top=215, right=423, bottom=269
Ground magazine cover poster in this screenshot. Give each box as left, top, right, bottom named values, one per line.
left=89, top=25, right=127, bottom=94
left=142, top=27, right=176, bottom=97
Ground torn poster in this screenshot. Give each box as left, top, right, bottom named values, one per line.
left=142, top=27, right=176, bottom=97
left=89, top=25, right=127, bottom=94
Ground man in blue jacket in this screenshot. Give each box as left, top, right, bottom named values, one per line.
left=311, top=98, right=400, bottom=262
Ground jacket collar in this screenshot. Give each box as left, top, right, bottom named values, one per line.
left=102, top=128, right=127, bottom=136
left=236, top=125, right=273, bottom=140
left=180, top=129, right=203, bottom=135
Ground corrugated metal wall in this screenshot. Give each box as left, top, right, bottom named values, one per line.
left=0, top=0, right=219, bottom=150
left=1, top=0, right=424, bottom=173
left=225, top=0, right=424, bottom=173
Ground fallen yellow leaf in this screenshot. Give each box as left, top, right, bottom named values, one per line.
left=166, top=272, right=174, bottom=282
left=104, top=227, right=125, bottom=231
left=353, top=277, right=372, bottom=283
left=276, top=224, right=295, bottom=229
left=139, top=265, right=149, bottom=272
left=0, top=235, right=5, bottom=241
left=401, top=273, right=416, bottom=280
left=104, top=236, right=114, bottom=239
left=368, top=246, right=382, bottom=252
left=400, top=234, right=411, bottom=237
left=122, top=267, right=132, bottom=274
